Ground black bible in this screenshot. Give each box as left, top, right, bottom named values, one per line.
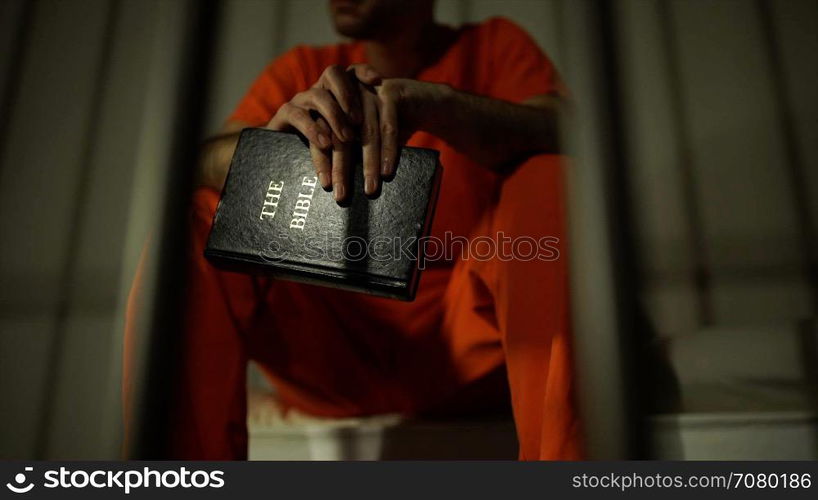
left=204, top=128, right=443, bottom=301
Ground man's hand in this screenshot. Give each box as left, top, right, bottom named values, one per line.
left=266, top=63, right=450, bottom=203
left=265, top=63, right=563, bottom=203
left=357, top=78, right=447, bottom=184
left=266, top=64, right=382, bottom=202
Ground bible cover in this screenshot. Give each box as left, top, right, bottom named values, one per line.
left=204, top=128, right=442, bottom=301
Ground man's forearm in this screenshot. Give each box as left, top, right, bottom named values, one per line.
left=194, top=85, right=564, bottom=191
left=197, top=131, right=241, bottom=190
left=422, top=84, right=564, bottom=171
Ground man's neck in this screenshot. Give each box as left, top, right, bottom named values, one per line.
left=363, top=21, right=449, bottom=79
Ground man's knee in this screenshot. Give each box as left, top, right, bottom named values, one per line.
left=191, top=187, right=221, bottom=222
left=494, top=154, right=566, bottom=238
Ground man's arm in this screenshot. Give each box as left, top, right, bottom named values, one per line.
left=196, top=121, right=248, bottom=191
left=369, top=78, right=567, bottom=178
left=195, top=64, right=380, bottom=194
left=197, top=65, right=567, bottom=198
left=428, top=88, right=564, bottom=170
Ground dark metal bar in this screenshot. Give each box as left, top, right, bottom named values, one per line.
left=0, top=0, right=36, bottom=189
left=594, top=0, right=648, bottom=459
left=656, top=0, right=715, bottom=327
left=131, top=0, right=220, bottom=459
left=34, top=0, right=121, bottom=459
left=561, top=0, right=643, bottom=459
left=756, top=0, right=818, bottom=316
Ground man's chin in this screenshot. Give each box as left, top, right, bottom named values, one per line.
left=333, top=18, right=376, bottom=39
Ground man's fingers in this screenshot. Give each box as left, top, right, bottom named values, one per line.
left=295, top=88, right=354, bottom=142
left=310, top=117, right=333, bottom=190
left=331, top=134, right=351, bottom=203
left=318, top=65, right=362, bottom=125
left=268, top=102, right=331, bottom=149
left=360, top=85, right=381, bottom=196
left=378, top=93, right=399, bottom=177
left=348, top=63, right=382, bottom=86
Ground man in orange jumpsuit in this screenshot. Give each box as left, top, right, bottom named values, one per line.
left=166, top=0, right=582, bottom=460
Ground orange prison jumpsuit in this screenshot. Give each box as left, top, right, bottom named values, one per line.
left=130, top=17, right=583, bottom=460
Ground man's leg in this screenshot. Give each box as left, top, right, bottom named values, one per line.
left=442, top=155, right=584, bottom=460
left=126, top=188, right=469, bottom=457
left=171, top=188, right=272, bottom=458
left=125, top=188, right=263, bottom=459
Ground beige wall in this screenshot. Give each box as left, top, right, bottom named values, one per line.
left=618, top=0, right=817, bottom=333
